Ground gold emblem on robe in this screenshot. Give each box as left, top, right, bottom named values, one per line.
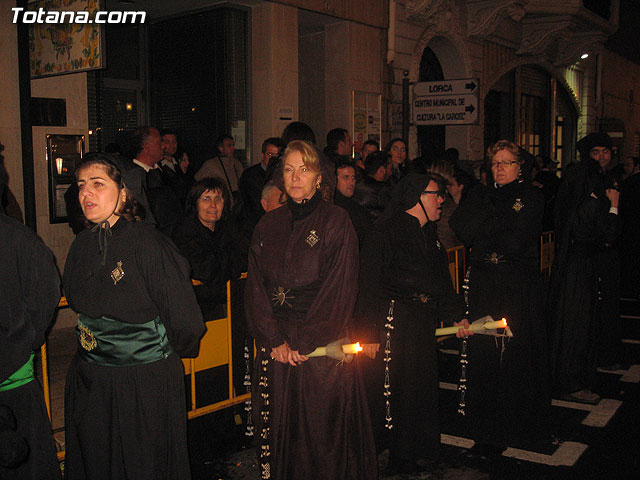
left=512, top=198, right=524, bottom=212
left=110, top=261, right=125, bottom=285
left=306, top=230, right=319, bottom=247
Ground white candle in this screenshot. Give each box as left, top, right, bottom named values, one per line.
left=435, top=318, right=508, bottom=336
left=307, top=342, right=363, bottom=357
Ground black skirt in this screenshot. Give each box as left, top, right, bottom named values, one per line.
left=64, top=353, right=190, bottom=480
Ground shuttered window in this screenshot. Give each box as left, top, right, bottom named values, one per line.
left=150, top=7, right=249, bottom=169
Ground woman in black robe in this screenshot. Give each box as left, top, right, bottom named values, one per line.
left=449, top=140, right=550, bottom=453
left=246, top=140, right=376, bottom=480
left=172, top=178, right=247, bottom=319
left=63, top=153, right=206, bottom=480
left=0, top=176, right=61, bottom=480
left=172, top=177, right=248, bottom=393
left=355, top=173, right=468, bottom=475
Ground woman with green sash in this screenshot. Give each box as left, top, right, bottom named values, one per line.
left=63, top=153, right=206, bottom=480
left=1, top=165, right=61, bottom=479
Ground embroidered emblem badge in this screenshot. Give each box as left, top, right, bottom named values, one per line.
left=78, top=322, right=97, bottom=351
left=110, top=261, right=125, bottom=285
left=306, top=230, right=319, bottom=247
left=485, top=252, right=505, bottom=265
left=412, top=293, right=432, bottom=304
left=272, top=287, right=294, bottom=308
left=512, top=198, right=524, bottom=212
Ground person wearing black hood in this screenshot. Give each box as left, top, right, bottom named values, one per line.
left=0, top=164, right=61, bottom=479
left=549, top=132, right=621, bottom=403
left=355, top=173, right=470, bottom=475
left=449, top=140, right=550, bottom=454
left=62, top=153, right=206, bottom=480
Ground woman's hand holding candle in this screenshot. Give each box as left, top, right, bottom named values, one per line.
left=454, top=319, right=474, bottom=338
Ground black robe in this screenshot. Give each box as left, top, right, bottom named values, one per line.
left=549, top=161, right=621, bottom=392
left=245, top=192, right=376, bottom=480
left=356, top=213, right=464, bottom=464
left=0, top=212, right=61, bottom=480
left=619, top=172, right=640, bottom=298
left=334, top=190, right=373, bottom=249
left=237, top=162, right=268, bottom=240
left=172, top=215, right=247, bottom=318
left=450, top=181, right=551, bottom=451
left=63, top=218, right=205, bottom=480
left=172, top=214, right=249, bottom=392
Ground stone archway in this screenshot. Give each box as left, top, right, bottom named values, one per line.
left=414, top=35, right=470, bottom=160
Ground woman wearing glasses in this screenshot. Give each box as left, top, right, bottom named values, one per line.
left=449, top=140, right=550, bottom=455
left=356, top=173, right=470, bottom=475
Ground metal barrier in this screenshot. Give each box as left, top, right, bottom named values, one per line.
left=183, top=273, right=250, bottom=420
left=446, top=245, right=466, bottom=294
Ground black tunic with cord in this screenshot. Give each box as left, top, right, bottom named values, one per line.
left=449, top=180, right=551, bottom=451
left=63, top=218, right=205, bottom=480
left=355, top=213, right=464, bottom=465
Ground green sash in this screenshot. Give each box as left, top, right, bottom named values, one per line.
left=0, top=353, right=35, bottom=392
left=76, top=314, right=173, bottom=367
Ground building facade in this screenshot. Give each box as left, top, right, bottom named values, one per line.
left=1, top=0, right=637, bottom=327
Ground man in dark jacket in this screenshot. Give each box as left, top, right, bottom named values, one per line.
left=353, top=150, right=392, bottom=220
left=333, top=159, right=372, bottom=248
left=237, top=137, right=282, bottom=239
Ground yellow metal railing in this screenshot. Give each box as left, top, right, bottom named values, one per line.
left=446, top=245, right=466, bottom=294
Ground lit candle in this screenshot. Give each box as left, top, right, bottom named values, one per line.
left=435, top=317, right=509, bottom=336
left=307, top=342, right=363, bottom=358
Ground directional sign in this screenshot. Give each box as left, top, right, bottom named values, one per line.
left=414, top=79, right=478, bottom=97
left=412, top=78, right=479, bottom=126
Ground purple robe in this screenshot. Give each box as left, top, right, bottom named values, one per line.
left=245, top=194, right=377, bottom=479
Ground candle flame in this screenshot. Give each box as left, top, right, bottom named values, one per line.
left=354, top=342, right=363, bottom=353
left=500, top=318, right=508, bottom=327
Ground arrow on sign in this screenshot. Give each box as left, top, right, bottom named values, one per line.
left=465, top=105, right=475, bottom=114
left=465, top=81, right=477, bottom=92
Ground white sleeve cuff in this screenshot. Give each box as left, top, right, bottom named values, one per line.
left=609, top=207, right=619, bottom=215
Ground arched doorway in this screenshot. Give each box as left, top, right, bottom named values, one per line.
left=483, top=65, right=578, bottom=168
left=416, top=36, right=468, bottom=162
left=417, top=46, right=444, bottom=160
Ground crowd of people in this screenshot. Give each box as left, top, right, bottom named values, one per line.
left=0, top=123, right=638, bottom=479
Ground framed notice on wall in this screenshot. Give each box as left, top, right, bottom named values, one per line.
left=352, top=91, right=381, bottom=156
left=46, top=134, right=84, bottom=224
left=28, top=0, right=104, bottom=78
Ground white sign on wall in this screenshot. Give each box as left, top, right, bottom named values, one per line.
left=412, top=79, right=479, bottom=126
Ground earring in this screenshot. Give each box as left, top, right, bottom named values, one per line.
left=316, top=181, right=321, bottom=190
left=517, top=169, right=523, bottom=183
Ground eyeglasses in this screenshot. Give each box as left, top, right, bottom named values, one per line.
left=422, top=190, right=446, bottom=197
left=490, top=161, right=519, bottom=168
